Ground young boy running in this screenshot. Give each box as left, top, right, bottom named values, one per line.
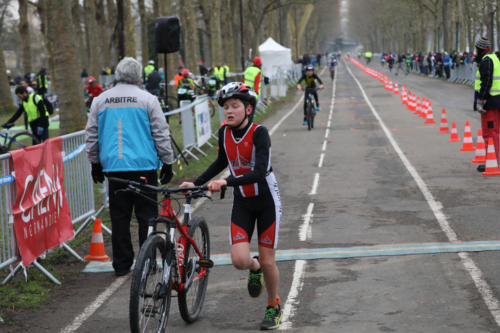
left=180, top=82, right=282, bottom=330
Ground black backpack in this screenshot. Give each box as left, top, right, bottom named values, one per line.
left=42, top=96, right=54, bottom=115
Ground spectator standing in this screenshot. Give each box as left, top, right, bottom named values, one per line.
left=243, top=56, right=263, bottom=97
left=143, top=60, right=155, bottom=84
left=85, top=57, right=174, bottom=276
left=474, top=37, right=500, bottom=172
left=146, top=67, right=162, bottom=97
left=36, top=67, right=48, bottom=96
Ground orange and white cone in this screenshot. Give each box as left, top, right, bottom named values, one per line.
left=460, top=121, right=475, bottom=151
left=472, top=129, right=487, bottom=164
left=415, top=96, right=421, bottom=115
left=482, top=138, right=500, bottom=176
left=388, top=80, right=393, bottom=92
left=439, top=108, right=450, bottom=133
left=425, top=102, right=436, bottom=123
left=84, top=218, right=110, bottom=262
left=394, top=82, right=399, bottom=94
left=448, top=122, right=460, bottom=142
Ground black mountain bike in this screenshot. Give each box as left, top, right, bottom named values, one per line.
left=108, top=178, right=225, bottom=333
left=304, top=87, right=319, bottom=131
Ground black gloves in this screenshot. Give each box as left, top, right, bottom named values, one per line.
left=91, top=163, right=104, bottom=183
left=160, top=164, right=173, bottom=184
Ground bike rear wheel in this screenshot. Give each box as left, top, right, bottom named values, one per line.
left=178, top=217, right=210, bottom=323
left=8, top=132, right=39, bottom=151
left=130, top=234, right=171, bottom=333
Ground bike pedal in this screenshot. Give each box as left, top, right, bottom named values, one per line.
left=142, top=305, right=156, bottom=317
left=198, top=258, right=214, bottom=268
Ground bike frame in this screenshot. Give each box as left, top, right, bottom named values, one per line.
left=149, top=195, right=208, bottom=293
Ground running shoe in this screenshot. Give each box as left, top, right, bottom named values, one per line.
left=247, top=256, right=263, bottom=298
left=260, top=305, right=283, bottom=330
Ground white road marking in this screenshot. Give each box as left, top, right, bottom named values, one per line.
left=318, top=153, right=325, bottom=168
left=283, top=68, right=337, bottom=330
left=309, top=173, right=320, bottom=195
left=324, top=128, right=330, bottom=139
left=280, top=260, right=307, bottom=330
left=321, top=140, right=327, bottom=151
left=59, top=276, right=128, bottom=333
left=299, top=202, right=315, bottom=242
left=345, top=59, right=500, bottom=328
left=269, top=97, right=304, bottom=136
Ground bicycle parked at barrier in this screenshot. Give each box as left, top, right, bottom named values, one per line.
left=0, top=125, right=39, bottom=153
left=109, top=177, right=225, bottom=333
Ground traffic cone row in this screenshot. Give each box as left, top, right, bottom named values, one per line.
left=348, top=56, right=500, bottom=176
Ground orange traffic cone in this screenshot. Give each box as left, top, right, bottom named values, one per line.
left=415, top=96, right=421, bottom=115
left=460, top=121, right=475, bottom=151
left=448, top=122, right=461, bottom=142
left=393, top=82, right=399, bottom=94
left=439, top=108, right=450, bottom=133
left=472, top=129, right=487, bottom=164
left=482, top=138, right=500, bottom=176
left=388, top=80, right=393, bottom=92
left=84, top=218, right=110, bottom=262
left=425, top=102, right=436, bottom=124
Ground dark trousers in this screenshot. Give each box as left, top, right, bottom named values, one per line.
left=107, top=170, right=158, bottom=273
left=481, top=109, right=500, bottom=164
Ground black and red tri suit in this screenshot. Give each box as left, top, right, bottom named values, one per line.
left=194, top=122, right=281, bottom=248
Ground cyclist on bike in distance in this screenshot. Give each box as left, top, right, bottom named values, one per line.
left=297, top=64, right=324, bottom=125
left=328, top=55, right=338, bottom=80
left=176, top=69, right=197, bottom=107
left=180, top=82, right=283, bottom=330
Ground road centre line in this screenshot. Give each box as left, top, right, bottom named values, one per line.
left=345, top=59, right=500, bottom=328
left=309, top=173, right=319, bottom=195
left=324, top=128, right=330, bottom=139
left=321, top=140, right=327, bottom=151
left=318, top=153, right=325, bottom=168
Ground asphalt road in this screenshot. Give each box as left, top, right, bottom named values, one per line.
left=12, top=57, right=500, bottom=333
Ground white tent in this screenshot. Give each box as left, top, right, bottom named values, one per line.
left=258, top=37, right=293, bottom=79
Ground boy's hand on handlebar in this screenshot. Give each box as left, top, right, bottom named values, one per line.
left=297, top=85, right=302, bottom=91
left=207, top=179, right=227, bottom=193
left=319, top=84, right=324, bottom=90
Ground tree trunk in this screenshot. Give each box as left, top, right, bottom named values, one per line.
left=124, top=0, right=136, bottom=58
left=138, top=0, right=148, bottom=66
left=457, top=0, right=466, bottom=51
left=46, top=0, right=86, bottom=134
left=211, top=0, right=223, bottom=65
left=71, top=0, right=86, bottom=70
left=0, top=41, right=15, bottom=114
left=18, top=0, right=31, bottom=74
left=84, top=0, right=99, bottom=77
left=180, top=0, right=199, bottom=72
left=96, top=0, right=111, bottom=71
left=107, top=0, right=118, bottom=65
left=116, top=0, right=125, bottom=59
left=442, top=0, right=449, bottom=51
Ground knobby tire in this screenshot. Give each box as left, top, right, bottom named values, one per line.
left=178, top=217, right=211, bottom=323
left=130, top=234, right=172, bottom=333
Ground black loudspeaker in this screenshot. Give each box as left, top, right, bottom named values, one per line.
left=155, top=16, right=180, bottom=53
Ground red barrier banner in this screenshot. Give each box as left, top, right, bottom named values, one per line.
left=11, top=137, right=74, bottom=266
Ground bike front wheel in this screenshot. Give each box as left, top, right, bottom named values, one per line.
left=178, top=217, right=210, bottom=323
left=130, top=234, right=172, bottom=333
left=306, top=104, right=314, bottom=131
left=8, top=132, right=39, bottom=151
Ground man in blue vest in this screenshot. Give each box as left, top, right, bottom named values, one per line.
left=85, top=57, right=174, bottom=276
left=2, top=85, right=49, bottom=142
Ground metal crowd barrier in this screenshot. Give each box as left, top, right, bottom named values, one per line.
left=406, top=61, right=476, bottom=86
left=0, top=130, right=98, bottom=285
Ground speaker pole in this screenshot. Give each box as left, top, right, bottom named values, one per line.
left=164, top=53, right=168, bottom=119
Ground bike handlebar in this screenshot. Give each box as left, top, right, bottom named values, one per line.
left=108, top=177, right=227, bottom=200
